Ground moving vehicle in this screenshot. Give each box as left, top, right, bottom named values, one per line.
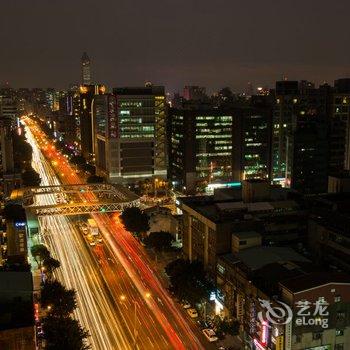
left=202, top=328, right=218, bottom=342
left=182, top=302, right=191, bottom=309
left=187, top=308, right=198, bottom=318
left=87, top=218, right=99, bottom=236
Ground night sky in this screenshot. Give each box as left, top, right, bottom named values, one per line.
left=1, top=0, right=350, bottom=93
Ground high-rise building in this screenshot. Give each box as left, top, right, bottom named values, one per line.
left=183, top=86, right=207, bottom=101
left=79, top=84, right=105, bottom=159
left=232, top=97, right=272, bottom=181
left=169, top=98, right=272, bottom=193
left=169, top=108, right=234, bottom=193
left=93, top=85, right=167, bottom=183
left=272, top=81, right=331, bottom=193
left=93, top=94, right=118, bottom=180
left=0, top=95, right=17, bottom=123
left=81, top=52, right=92, bottom=85
left=0, top=117, right=14, bottom=176
left=330, top=78, right=350, bottom=172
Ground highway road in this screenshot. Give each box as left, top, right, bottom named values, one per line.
left=28, top=126, right=132, bottom=349
left=25, top=119, right=211, bottom=350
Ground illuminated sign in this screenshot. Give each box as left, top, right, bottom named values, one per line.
left=261, top=321, right=268, bottom=346
left=253, top=339, right=266, bottom=350
left=275, top=336, right=284, bottom=350
left=207, top=182, right=241, bottom=190
left=34, top=303, right=39, bottom=322
left=15, top=222, right=26, bottom=228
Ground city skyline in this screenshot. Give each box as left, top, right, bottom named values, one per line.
left=1, top=0, right=350, bottom=92
left=2, top=2, right=350, bottom=349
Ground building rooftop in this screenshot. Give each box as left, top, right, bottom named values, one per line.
left=235, top=246, right=310, bottom=271
left=180, top=195, right=299, bottom=224
left=220, top=246, right=310, bottom=272
left=280, top=272, right=350, bottom=294
left=233, top=231, right=260, bottom=240
left=113, top=86, right=164, bottom=96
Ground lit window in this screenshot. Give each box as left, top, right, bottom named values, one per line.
left=336, top=329, right=344, bottom=337
left=335, top=295, right=341, bottom=303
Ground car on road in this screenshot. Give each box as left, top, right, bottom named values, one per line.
left=89, top=241, right=96, bottom=246
left=182, top=302, right=191, bottom=309
left=197, top=319, right=209, bottom=329
left=202, top=328, right=218, bottom=342
left=187, top=308, right=198, bottom=318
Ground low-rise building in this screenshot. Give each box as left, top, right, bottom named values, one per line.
left=216, top=244, right=350, bottom=350
left=308, top=193, right=350, bottom=272
left=179, top=180, right=307, bottom=277
left=0, top=270, right=35, bottom=350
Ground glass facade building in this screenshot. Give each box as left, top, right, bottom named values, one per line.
left=169, top=109, right=234, bottom=193
left=93, top=86, right=166, bottom=183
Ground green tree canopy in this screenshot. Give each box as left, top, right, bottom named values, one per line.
left=71, top=155, right=86, bottom=166
left=30, top=244, right=50, bottom=268
left=82, top=163, right=96, bottom=175
left=12, top=131, right=33, bottom=164
left=165, top=259, right=214, bottom=305
left=214, top=316, right=240, bottom=337
left=43, top=256, right=61, bottom=280
left=43, top=315, right=90, bottom=350
left=86, top=175, right=104, bottom=183
left=120, top=207, right=150, bottom=238
left=21, top=166, right=41, bottom=187
left=41, top=280, right=77, bottom=317
left=144, top=231, right=174, bottom=252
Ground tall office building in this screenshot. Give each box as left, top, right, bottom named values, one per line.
left=93, top=94, right=118, bottom=180
left=81, top=52, right=92, bottom=85
left=0, top=95, right=17, bottom=122
left=330, top=78, right=350, bottom=172
left=232, top=98, right=272, bottom=181
left=183, top=86, right=207, bottom=101
left=79, top=84, right=105, bottom=159
left=272, top=81, right=331, bottom=193
left=93, top=85, right=166, bottom=183
left=169, top=108, right=234, bottom=193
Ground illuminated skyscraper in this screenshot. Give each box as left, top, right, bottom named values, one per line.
left=272, top=81, right=331, bottom=193
left=169, top=108, right=234, bottom=193
left=93, top=85, right=167, bottom=183
left=81, top=52, right=92, bottom=85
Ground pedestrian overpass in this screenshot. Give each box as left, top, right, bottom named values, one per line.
left=11, top=183, right=140, bottom=216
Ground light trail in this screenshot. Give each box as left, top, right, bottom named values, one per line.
left=24, top=118, right=209, bottom=350
left=27, top=127, right=132, bottom=350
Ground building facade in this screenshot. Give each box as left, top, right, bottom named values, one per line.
left=81, top=52, right=92, bottom=85
left=93, top=86, right=167, bottom=183
left=272, top=81, right=331, bottom=193
left=232, top=99, right=272, bottom=182
left=79, top=84, right=105, bottom=159
left=179, top=181, right=307, bottom=278
left=169, top=108, right=234, bottom=193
